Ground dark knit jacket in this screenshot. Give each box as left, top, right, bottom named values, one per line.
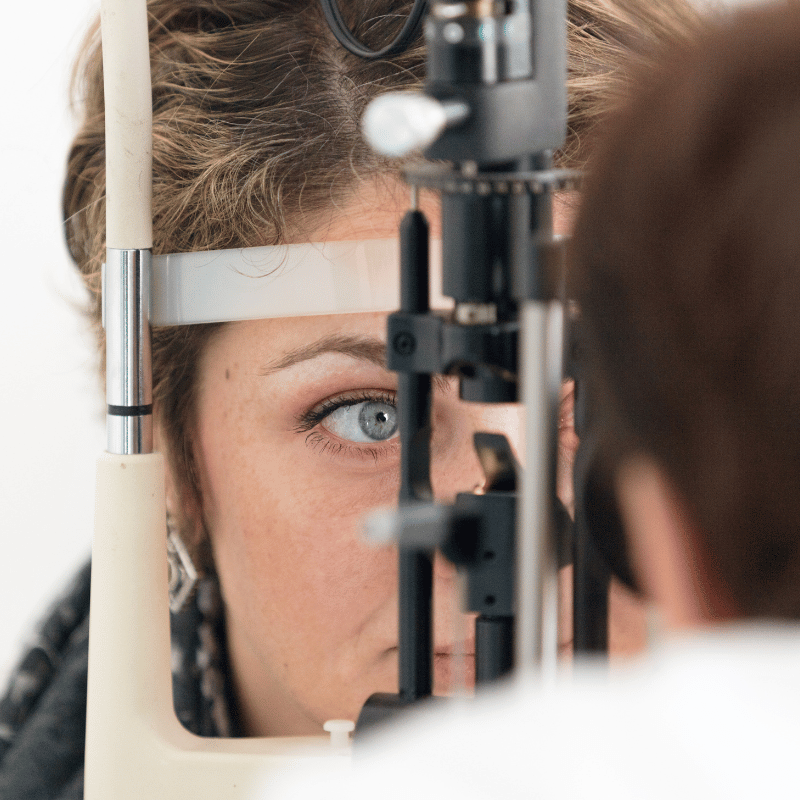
left=0, top=562, right=242, bottom=800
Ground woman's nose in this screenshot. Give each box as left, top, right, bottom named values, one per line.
left=429, top=390, right=524, bottom=504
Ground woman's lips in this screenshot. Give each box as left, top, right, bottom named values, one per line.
left=434, top=640, right=476, bottom=693
left=390, top=637, right=573, bottom=694
left=386, top=643, right=477, bottom=692
left=434, top=641, right=475, bottom=657
left=433, top=651, right=476, bottom=693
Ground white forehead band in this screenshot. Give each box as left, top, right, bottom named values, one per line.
left=150, top=238, right=450, bottom=326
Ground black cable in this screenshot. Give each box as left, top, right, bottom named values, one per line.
left=320, top=0, right=429, bottom=60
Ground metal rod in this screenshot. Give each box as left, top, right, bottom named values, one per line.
left=475, top=616, right=514, bottom=684
left=396, top=209, right=435, bottom=700
left=572, top=525, right=610, bottom=655
left=516, top=299, right=563, bottom=674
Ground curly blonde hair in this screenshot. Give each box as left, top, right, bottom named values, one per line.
left=63, top=0, right=701, bottom=565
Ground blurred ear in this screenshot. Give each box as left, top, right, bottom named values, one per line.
left=614, top=458, right=733, bottom=630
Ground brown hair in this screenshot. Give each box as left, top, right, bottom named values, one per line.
left=63, top=0, right=701, bottom=564
left=570, top=2, right=800, bottom=618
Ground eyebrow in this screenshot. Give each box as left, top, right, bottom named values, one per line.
left=261, top=332, right=452, bottom=392
left=262, top=334, right=388, bottom=373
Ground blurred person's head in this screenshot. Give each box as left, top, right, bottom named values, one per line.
left=571, top=1, right=800, bottom=628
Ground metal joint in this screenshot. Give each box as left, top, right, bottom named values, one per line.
left=455, top=302, right=498, bottom=325
left=103, top=247, right=153, bottom=455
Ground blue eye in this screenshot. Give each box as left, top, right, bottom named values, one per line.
left=322, top=399, right=398, bottom=443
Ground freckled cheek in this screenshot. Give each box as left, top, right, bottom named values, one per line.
left=295, top=467, right=400, bottom=522
left=198, top=391, right=400, bottom=638
left=275, top=480, right=399, bottom=590
left=228, top=459, right=399, bottom=622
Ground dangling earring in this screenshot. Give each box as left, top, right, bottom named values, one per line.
left=166, top=516, right=199, bottom=613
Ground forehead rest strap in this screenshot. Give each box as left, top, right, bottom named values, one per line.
left=151, top=238, right=450, bottom=326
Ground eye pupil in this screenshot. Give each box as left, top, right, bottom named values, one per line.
left=358, top=401, right=398, bottom=441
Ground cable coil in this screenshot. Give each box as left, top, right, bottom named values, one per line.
left=320, top=0, right=429, bottom=59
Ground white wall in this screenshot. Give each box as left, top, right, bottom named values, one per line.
left=0, top=0, right=104, bottom=685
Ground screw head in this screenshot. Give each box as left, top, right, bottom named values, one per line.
left=393, top=331, right=416, bottom=355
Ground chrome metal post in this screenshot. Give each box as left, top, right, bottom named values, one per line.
left=516, top=299, right=563, bottom=676
left=103, top=247, right=153, bottom=455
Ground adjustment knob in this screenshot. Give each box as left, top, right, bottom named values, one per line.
left=362, top=91, right=469, bottom=157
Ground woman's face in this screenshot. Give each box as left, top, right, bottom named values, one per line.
left=187, top=181, right=647, bottom=737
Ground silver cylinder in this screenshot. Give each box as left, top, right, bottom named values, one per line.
left=103, top=248, right=153, bottom=455
left=516, top=299, right=563, bottom=676
left=105, top=413, right=152, bottom=458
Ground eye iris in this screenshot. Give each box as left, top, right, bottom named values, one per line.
left=358, top=401, right=397, bottom=441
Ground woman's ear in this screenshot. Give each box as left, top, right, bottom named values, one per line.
left=614, top=458, right=736, bottom=630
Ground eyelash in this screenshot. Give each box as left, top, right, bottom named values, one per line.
left=294, top=390, right=399, bottom=460
left=302, top=431, right=395, bottom=463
